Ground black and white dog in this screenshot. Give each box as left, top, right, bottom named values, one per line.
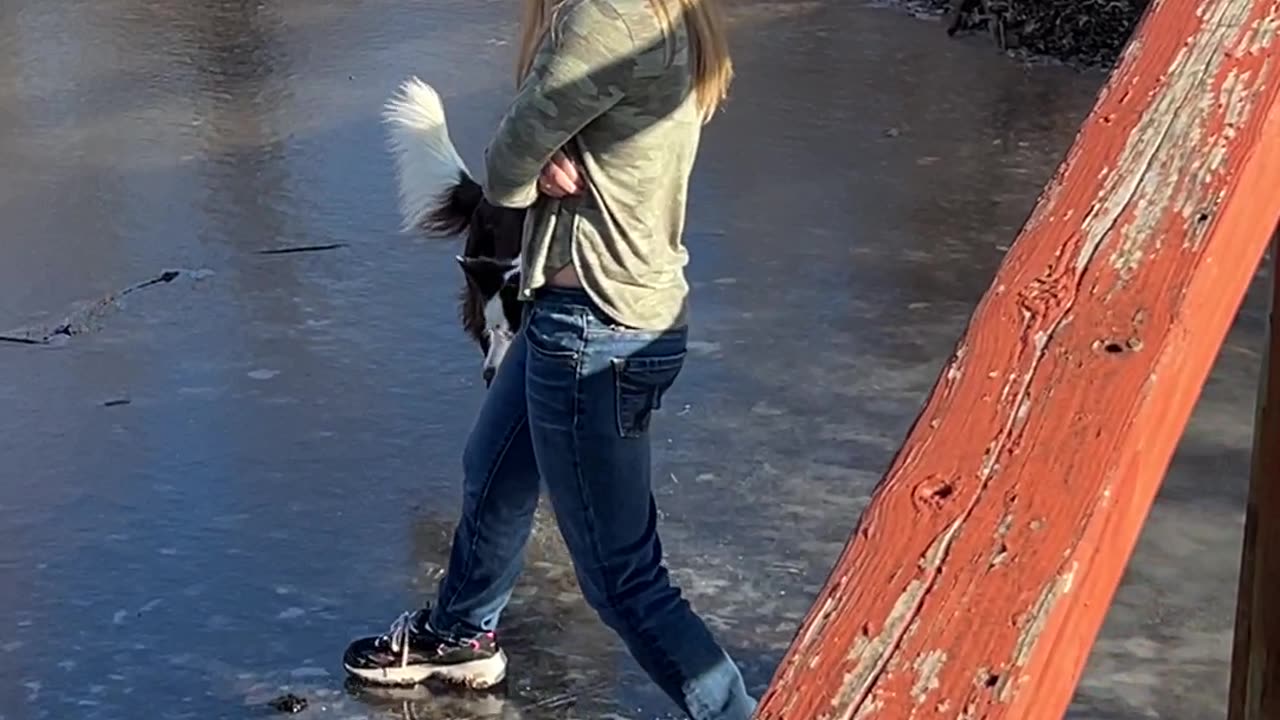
left=383, top=77, right=526, bottom=386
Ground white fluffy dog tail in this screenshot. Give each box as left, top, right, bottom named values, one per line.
left=383, top=77, right=472, bottom=234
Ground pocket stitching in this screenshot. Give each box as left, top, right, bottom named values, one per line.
left=523, top=306, right=579, bottom=360
left=612, top=351, right=685, bottom=438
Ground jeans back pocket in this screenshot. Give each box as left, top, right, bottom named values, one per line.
left=611, top=351, right=686, bottom=438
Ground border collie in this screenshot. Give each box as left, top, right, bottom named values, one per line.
left=383, top=77, right=526, bottom=386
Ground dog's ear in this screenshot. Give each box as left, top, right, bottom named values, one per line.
left=456, top=255, right=517, bottom=273
left=456, top=255, right=488, bottom=274
left=456, top=255, right=517, bottom=296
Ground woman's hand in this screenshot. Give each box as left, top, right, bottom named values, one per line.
left=538, top=151, right=583, bottom=198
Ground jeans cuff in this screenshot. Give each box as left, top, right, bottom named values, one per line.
left=426, top=604, right=480, bottom=641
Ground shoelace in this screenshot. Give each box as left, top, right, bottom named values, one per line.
left=385, top=609, right=422, bottom=668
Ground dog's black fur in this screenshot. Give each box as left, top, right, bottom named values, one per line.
left=383, top=77, right=529, bottom=380
left=423, top=172, right=526, bottom=361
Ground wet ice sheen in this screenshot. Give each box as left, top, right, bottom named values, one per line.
left=0, top=0, right=1251, bottom=718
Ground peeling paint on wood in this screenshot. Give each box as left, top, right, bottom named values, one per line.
left=1010, top=565, right=1076, bottom=672
left=831, top=580, right=925, bottom=713
left=755, top=0, right=1280, bottom=716
left=910, top=650, right=947, bottom=705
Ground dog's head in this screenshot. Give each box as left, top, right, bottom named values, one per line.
left=423, top=175, right=526, bottom=387
left=457, top=255, right=522, bottom=387
left=387, top=79, right=528, bottom=387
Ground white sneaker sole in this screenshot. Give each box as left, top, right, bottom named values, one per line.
left=344, top=649, right=507, bottom=689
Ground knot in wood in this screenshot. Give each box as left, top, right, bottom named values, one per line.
left=913, top=476, right=957, bottom=509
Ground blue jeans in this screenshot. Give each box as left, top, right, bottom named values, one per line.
left=427, top=287, right=756, bottom=720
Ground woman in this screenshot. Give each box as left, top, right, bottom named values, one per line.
left=345, top=0, right=755, bottom=717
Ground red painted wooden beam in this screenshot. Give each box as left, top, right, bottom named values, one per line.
left=757, top=1, right=1280, bottom=717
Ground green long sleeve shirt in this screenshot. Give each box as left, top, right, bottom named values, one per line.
left=481, top=0, right=702, bottom=331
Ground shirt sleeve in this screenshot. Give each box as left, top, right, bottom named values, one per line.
left=482, top=0, right=637, bottom=208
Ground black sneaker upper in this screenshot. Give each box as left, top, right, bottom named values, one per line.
left=344, top=608, right=498, bottom=671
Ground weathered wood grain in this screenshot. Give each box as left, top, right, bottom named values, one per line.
left=756, top=0, right=1280, bottom=717
left=1229, top=232, right=1280, bottom=720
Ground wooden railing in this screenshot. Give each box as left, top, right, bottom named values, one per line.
left=754, top=0, right=1280, bottom=717
left=1230, top=235, right=1280, bottom=719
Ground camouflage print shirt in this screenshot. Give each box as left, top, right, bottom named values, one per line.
left=482, top=0, right=701, bottom=331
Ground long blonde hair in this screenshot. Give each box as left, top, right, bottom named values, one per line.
left=515, top=0, right=733, bottom=122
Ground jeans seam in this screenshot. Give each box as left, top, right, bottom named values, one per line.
left=437, top=410, right=529, bottom=634
left=571, top=319, right=687, bottom=708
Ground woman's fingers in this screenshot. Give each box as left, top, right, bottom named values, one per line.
left=542, top=165, right=576, bottom=195
left=550, top=151, right=580, bottom=186
left=539, top=151, right=582, bottom=197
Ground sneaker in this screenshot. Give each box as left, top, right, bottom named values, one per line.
left=343, top=608, right=507, bottom=689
